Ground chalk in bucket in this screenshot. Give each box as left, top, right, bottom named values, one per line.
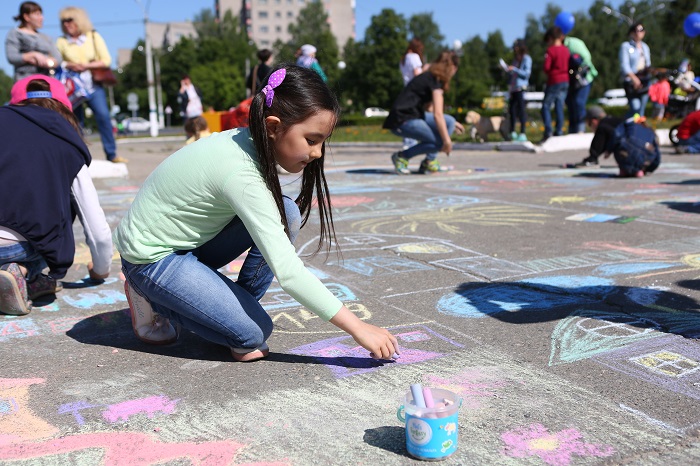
left=397, top=385, right=462, bottom=461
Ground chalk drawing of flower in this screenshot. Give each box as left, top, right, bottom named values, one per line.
left=501, top=423, right=614, bottom=466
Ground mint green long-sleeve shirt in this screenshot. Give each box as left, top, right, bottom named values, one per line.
left=113, top=127, right=342, bottom=321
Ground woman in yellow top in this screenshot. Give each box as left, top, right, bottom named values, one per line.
left=56, top=7, right=126, bottom=163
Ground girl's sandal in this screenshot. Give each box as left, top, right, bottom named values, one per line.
left=231, top=343, right=269, bottom=362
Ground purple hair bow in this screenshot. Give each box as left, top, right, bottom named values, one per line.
left=261, top=68, right=286, bottom=107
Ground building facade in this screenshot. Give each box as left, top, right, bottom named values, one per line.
left=216, top=0, right=355, bottom=50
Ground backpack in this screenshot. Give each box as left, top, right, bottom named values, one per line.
left=610, top=120, right=660, bottom=176
left=569, top=53, right=590, bottom=90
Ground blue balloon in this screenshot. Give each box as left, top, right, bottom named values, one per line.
left=684, top=12, right=700, bottom=38
left=554, top=12, right=575, bottom=34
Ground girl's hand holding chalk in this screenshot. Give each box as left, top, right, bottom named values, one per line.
left=330, top=306, right=399, bottom=360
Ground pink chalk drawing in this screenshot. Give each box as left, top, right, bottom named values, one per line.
left=289, top=325, right=463, bottom=378
left=424, top=369, right=510, bottom=410
left=103, top=395, right=179, bottom=423
left=0, top=432, right=290, bottom=466
left=501, top=423, right=614, bottom=466
left=0, top=319, right=40, bottom=341
left=0, top=378, right=58, bottom=445
left=330, top=195, right=375, bottom=207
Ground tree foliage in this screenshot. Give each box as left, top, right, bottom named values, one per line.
left=113, top=1, right=700, bottom=120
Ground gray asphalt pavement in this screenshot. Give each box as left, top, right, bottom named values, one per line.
left=2, top=136, right=700, bottom=465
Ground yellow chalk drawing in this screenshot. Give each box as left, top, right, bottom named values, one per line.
left=681, top=254, right=700, bottom=269
left=352, top=205, right=548, bottom=234
left=528, top=435, right=560, bottom=451
left=549, top=196, right=586, bottom=205
left=272, top=303, right=371, bottom=332
left=0, top=378, right=58, bottom=445
left=631, top=351, right=699, bottom=377
left=396, top=243, right=453, bottom=254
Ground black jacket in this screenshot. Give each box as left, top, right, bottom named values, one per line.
left=0, top=105, right=91, bottom=279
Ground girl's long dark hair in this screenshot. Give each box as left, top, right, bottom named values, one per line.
left=248, top=65, right=341, bottom=256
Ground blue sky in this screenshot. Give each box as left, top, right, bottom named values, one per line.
left=1, top=0, right=625, bottom=77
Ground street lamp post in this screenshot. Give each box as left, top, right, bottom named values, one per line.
left=136, top=0, right=158, bottom=137
left=601, top=1, right=670, bottom=25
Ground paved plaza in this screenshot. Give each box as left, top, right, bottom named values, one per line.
left=2, top=136, right=700, bottom=465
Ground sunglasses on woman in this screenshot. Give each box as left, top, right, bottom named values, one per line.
left=61, top=18, right=73, bottom=24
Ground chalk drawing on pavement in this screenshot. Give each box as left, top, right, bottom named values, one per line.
left=261, top=283, right=356, bottom=312
left=288, top=324, right=464, bottom=378
left=0, top=378, right=58, bottom=445
left=548, top=310, right=660, bottom=366
left=0, top=318, right=40, bottom=342
left=423, top=369, right=512, bottom=410
left=549, top=195, right=586, bottom=205
left=335, top=255, right=434, bottom=276
left=271, top=302, right=371, bottom=334
left=392, top=242, right=454, bottom=254
left=593, top=262, right=676, bottom=277
left=351, top=205, right=549, bottom=234
left=501, top=423, right=615, bottom=466
left=433, top=256, right=532, bottom=281
left=594, top=336, right=700, bottom=401
left=0, top=432, right=288, bottom=465
left=437, top=276, right=614, bottom=319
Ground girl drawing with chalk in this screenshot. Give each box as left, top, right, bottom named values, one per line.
left=114, top=65, right=399, bottom=362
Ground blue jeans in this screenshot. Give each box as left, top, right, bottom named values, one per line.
left=566, top=83, right=591, bottom=133
left=626, top=91, right=649, bottom=118
left=679, top=130, right=700, bottom=153
left=121, top=196, right=301, bottom=349
left=541, top=82, right=569, bottom=137
left=75, top=86, right=117, bottom=161
left=391, top=112, right=456, bottom=161
left=0, top=241, right=45, bottom=281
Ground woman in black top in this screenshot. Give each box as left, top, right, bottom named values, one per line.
left=246, top=49, right=272, bottom=95
left=383, top=50, right=464, bottom=174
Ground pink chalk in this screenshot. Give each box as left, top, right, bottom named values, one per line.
left=422, top=387, right=435, bottom=408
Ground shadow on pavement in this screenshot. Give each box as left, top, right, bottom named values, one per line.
left=346, top=168, right=397, bottom=175
left=448, top=281, right=700, bottom=338
left=66, top=310, right=398, bottom=367
left=363, top=426, right=410, bottom=457
left=661, top=201, right=700, bottom=214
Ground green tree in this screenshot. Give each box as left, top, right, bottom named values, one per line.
left=339, top=8, right=407, bottom=111
left=0, top=69, right=12, bottom=104
left=408, top=13, right=444, bottom=62
left=277, top=2, right=341, bottom=84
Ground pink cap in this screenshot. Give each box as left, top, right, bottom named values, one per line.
left=10, top=74, right=72, bottom=111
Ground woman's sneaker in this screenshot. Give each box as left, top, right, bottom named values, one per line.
left=418, top=159, right=450, bottom=174
left=391, top=152, right=410, bottom=174
left=0, top=263, right=30, bottom=315
left=231, top=343, right=270, bottom=362
left=28, top=274, right=63, bottom=300
left=124, top=281, right=178, bottom=345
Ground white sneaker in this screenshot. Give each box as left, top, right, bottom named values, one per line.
left=124, top=281, right=177, bottom=345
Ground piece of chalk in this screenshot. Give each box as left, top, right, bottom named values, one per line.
left=411, top=383, right=426, bottom=408
left=422, top=387, right=435, bottom=408
left=369, top=352, right=400, bottom=360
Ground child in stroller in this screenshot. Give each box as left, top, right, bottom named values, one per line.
left=666, top=59, right=700, bottom=120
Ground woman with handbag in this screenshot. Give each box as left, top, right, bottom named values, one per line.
left=5, top=1, right=62, bottom=81
left=56, top=6, right=126, bottom=163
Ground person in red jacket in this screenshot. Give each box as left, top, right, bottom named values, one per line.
left=540, top=27, right=570, bottom=143
left=675, top=110, right=700, bottom=153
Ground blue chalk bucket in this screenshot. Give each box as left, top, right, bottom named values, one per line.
left=397, top=388, right=462, bottom=461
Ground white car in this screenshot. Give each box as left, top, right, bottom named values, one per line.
left=123, top=117, right=151, bottom=132
left=597, top=88, right=628, bottom=107
left=364, top=107, right=389, bottom=118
